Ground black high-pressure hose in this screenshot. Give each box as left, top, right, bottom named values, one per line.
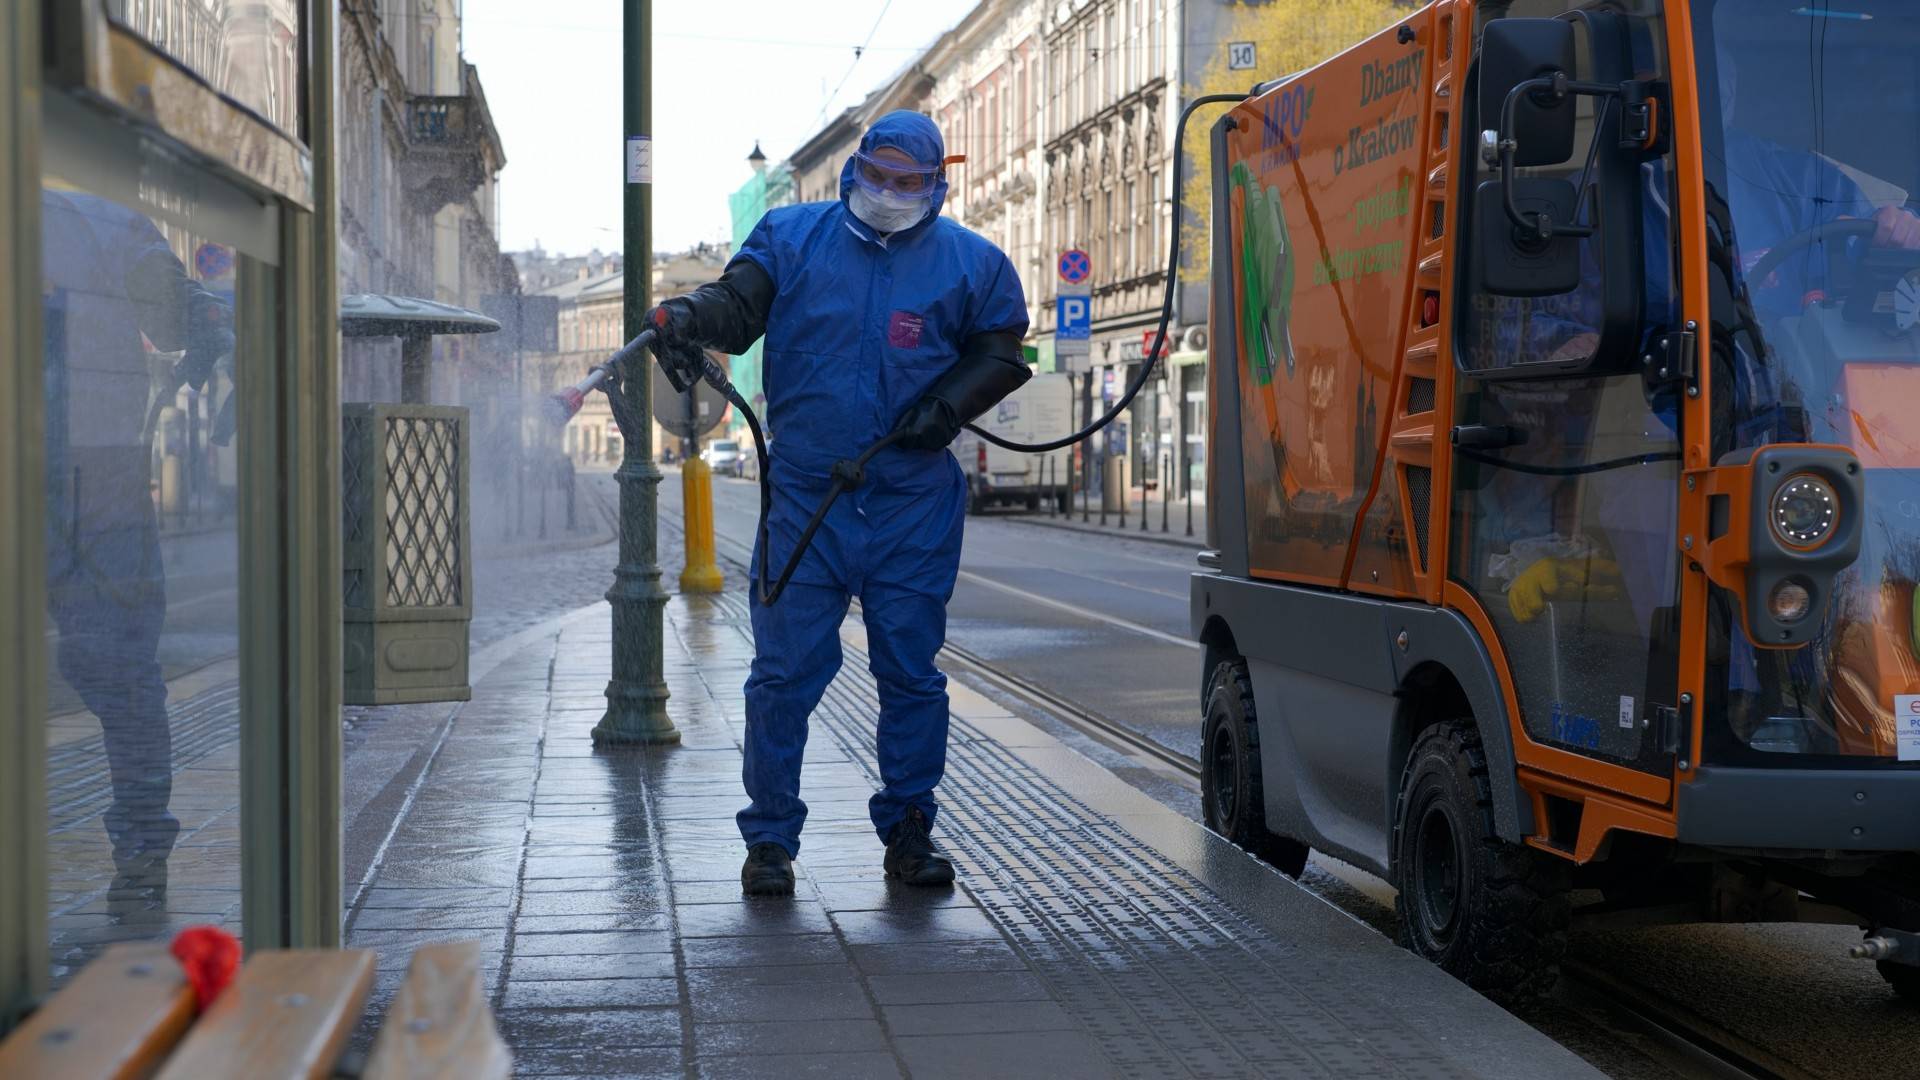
left=615, top=91, right=1251, bottom=604
left=963, top=92, right=1250, bottom=454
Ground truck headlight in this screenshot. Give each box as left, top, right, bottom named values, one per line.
left=1771, top=473, right=1839, bottom=549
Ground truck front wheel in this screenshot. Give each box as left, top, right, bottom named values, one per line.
left=1392, top=721, right=1569, bottom=1009
left=1201, top=659, right=1309, bottom=878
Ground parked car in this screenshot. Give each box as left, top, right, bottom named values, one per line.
left=701, top=439, right=744, bottom=477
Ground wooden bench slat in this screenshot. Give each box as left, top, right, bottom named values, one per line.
left=152, top=949, right=374, bottom=1080
left=363, top=941, right=510, bottom=1080
left=0, top=942, right=196, bottom=1080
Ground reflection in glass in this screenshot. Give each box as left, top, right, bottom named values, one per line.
left=43, top=176, right=245, bottom=983
left=107, top=0, right=303, bottom=134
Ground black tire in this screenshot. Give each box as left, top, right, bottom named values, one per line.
left=1201, top=659, right=1310, bottom=878
left=1392, top=721, right=1569, bottom=1009
left=1056, top=491, right=1070, bottom=514
left=1025, top=494, right=1042, bottom=512
left=1879, top=960, right=1920, bottom=1004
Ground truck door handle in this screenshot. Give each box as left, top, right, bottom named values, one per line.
left=1450, top=425, right=1525, bottom=450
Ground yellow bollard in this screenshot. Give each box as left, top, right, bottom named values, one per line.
left=679, top=456, right=725, bottom=593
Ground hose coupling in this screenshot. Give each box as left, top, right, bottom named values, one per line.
left=830, top=459, right=865, bottom=488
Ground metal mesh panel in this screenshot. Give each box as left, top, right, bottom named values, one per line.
left=1430, top=199, right=1445, bottom=240
left=383, top=415, right=463, bottom=608
left=342, top=414, right=370, bottom=609
left=1406, top=376, right=1436, bottom=415
left=1406, top=465, right=1433, bottom=570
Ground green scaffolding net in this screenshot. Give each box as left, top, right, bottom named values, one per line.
left=726, top=165, right=794, bottom=440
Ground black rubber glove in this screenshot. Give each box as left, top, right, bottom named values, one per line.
left=648, top=257, right=775, bottom=354
left=891, top=331, right=1031, bottom=451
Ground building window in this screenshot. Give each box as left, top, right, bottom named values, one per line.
left=1151, top=0, right=1166, bottom=78
left=1048, top=42, right=1060, bottom=135
left=1103, top=11, right=1117, bottom=105
left=1079, top=26, right=1092, bottom=125
left=1103, top=189, right=1115, bottom=276
left=1129, top=0, right=1143, bottom=89
left=1125, top=179, right=1137, bottom=276
left=1016, top=54, right=1030, bottom=145
left=1148, top=169, right=1162, bottom=268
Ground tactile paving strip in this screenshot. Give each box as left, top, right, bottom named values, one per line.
left=709, top=592, right=1472, bottom=1080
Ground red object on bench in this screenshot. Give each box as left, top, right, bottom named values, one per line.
left=170, top=926, right=241, bottom=1011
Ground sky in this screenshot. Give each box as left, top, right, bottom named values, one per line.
left=461, top=0, right=980, bottom=257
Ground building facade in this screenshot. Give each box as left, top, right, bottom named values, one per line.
left=1039, top=0, right=1187, bottom=498
left=337, top=0, right=512, bottom=406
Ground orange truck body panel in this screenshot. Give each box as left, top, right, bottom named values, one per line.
left=1225, top=11, right=1438, bottom=591
left=1217, top=2, right=1685, bottom=857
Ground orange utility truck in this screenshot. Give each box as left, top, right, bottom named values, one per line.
left=1193, top=0, right=1920, bottom=1005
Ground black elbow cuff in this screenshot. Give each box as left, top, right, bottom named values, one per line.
left=933, top=331, right=1032, bottom=425
left=669, top=257, right=775, bottom=354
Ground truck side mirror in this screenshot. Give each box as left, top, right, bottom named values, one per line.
left=1472, top=178, right=1579, bottom=297
left=1478, top=19, right=1576, bottom=167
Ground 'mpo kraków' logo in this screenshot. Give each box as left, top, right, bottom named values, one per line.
left=1260, top=84, right=1315, bottom=167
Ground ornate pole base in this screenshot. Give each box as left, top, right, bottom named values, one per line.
left=593, top=455, right=680, bottom=747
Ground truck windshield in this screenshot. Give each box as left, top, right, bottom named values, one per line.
left=1696, top=0, right=1920, bottom=764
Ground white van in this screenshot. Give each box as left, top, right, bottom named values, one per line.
left=949, top=371, right=1072, bottom=514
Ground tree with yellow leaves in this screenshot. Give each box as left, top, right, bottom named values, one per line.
left=1179, top=0, right=1408, bottom=282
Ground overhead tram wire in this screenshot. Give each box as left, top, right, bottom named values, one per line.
left=813, top=0, right=898, bottom=127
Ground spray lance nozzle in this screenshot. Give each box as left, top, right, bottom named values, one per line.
left=544, top=312, right=742, bottom=429
left=543, top=326, right=658, bottom=427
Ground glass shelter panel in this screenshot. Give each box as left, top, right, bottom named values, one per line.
left=40, top=124, right=278, bottom=984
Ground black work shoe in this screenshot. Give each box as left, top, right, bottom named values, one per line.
left=741, top=842, right=796, bottom=897
left=884, top=808, right=955, bottom=887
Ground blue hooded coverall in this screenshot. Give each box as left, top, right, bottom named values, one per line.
left=730, top=112, right=1029, bottom=856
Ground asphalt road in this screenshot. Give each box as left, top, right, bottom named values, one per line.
left=677, top=469, right=1916, bottom=1080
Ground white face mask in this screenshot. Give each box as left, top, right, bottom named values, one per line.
left=849, top=184, right=931, bottom=233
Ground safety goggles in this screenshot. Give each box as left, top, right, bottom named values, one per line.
left=850, top=151, right=940, bottom=197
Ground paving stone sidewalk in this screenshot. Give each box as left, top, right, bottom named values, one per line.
left=341, top=580, right=1601, bottom=1079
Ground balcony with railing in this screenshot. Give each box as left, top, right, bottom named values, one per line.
left=402, top=62, right=506, bottom=215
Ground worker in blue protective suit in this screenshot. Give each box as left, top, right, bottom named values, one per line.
left=42, top=185, right=233, bottom=910
left=644, top=111, right=1031, bottom=895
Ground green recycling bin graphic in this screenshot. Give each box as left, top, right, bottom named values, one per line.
left=1232, top=161, right=1297, bottom=387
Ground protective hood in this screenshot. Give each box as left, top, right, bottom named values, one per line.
left=840, top=110, right=948, bottom=236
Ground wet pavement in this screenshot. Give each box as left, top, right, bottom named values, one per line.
left=685, top=471, right=1920, bottom=1080
left=337, top=570, right=1600, bottom=1078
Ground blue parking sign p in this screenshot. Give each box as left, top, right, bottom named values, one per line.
left=1057, top=295, right=1091, bottom=339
